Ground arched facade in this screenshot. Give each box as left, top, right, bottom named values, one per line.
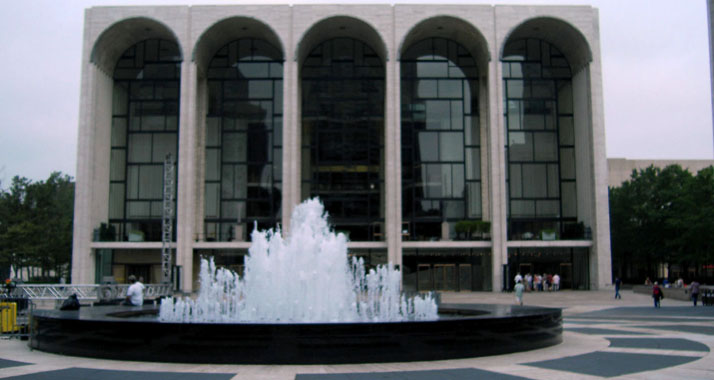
left=72, top=4, right=611, bottom=293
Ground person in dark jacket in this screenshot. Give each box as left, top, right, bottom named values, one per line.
left=614, top=277, right=622, bottom=299
left=652, top=282, right=663, bottom=308
left=690, top=280, right=700, bottom=306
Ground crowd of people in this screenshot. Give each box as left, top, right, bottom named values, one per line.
left=514, top=272, right=561, bottom=293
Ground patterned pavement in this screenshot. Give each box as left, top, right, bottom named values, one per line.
left=0, top=290, right=712, bottom=379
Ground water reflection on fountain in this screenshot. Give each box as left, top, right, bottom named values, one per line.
left=159, top=198, right=437, bottom=323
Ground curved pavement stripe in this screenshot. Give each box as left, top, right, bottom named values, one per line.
left=566, top=327, right=651, bottom=335
left=1, top=367, right=236, bottom=380
left=0, top=358, right=30, bottom=369
left=606, top=337, right=710, bottom=352
left=633, top=324, right=714, bottom=335
left=295, top=368, right=533, bottom=379
left=524, top=351, right=701, bottom=377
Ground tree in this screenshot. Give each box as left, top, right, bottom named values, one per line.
left=609, top=165, right=714, bottom=283
left=0, top=172, right=74, bottom=282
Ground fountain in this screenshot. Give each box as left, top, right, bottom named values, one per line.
left=159, top=199, right=437, bottom=323
left=30, top=199, right=562, bottom=364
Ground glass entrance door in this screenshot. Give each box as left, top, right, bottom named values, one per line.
left=559, top=263, right=573, bottom=289
left=459, top=264, right=472, bottom=291
left=434, top=264, right=456, bottom=291
left=417, top=264, right=432, bottom=291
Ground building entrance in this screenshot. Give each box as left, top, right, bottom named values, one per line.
left=507, top=247, right=589, bottom=290
left=404, top=249, right=491, bottom=292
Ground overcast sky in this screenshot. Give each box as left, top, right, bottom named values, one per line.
left=0, top=0, right=712, bottom=184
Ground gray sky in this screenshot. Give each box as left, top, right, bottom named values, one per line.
left=0, top=0, right=712, bottom=184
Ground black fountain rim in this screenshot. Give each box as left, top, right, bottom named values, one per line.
left=33, top=302, right=560, bottom=325
left=30, top=302, right=562, bottom=364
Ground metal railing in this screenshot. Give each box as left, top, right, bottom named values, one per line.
left=8, top=284, right=173, bottom=302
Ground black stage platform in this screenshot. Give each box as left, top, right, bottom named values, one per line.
left=30, top=303, right=561, bottom=364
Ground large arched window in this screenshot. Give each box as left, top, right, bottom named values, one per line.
left=502, top=38, right=577, bottom=240
left=301, top=38, right=385, bottom=241
left=108, top=39, right=181, bottom=242
left=401, top=38, right=480, bottom=241
left=204, top=38, right=283, bottom=242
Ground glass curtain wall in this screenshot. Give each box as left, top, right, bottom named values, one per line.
left=401, top=38, right=481, bottom=241
left=204, top=38, right=283, bottom=241
left=502, top=39, right=576, bottom=240
left=301, top=38, right=385, bottom=241
left=109, top=39, right=181, bottom=242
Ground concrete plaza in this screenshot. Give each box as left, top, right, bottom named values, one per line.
left=0, top=289, right=712, bottom=379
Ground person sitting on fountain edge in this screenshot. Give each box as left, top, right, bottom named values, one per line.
left=124, top=275, right=144, bottom=306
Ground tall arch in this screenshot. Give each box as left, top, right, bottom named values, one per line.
left=296, top=16, right=388, bottom=64
left=399, top=16, right=491, bottom=240
left=400, top=16, right=490, bottom=72
left=500, top=17, right=592, bottom=73
left=299, top=20, right=387, bottom=241
left=192, top=18, right=286, bottom=242
left=193, top=17, right=284, bottom=74
left=91, top=17, right=183, bottom=74
left=501, top=17, right=595, bottom=290
left=107, top=38, right=182, bottom=245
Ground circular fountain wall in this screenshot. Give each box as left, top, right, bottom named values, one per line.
left=30, top=303, right=561, bottom=364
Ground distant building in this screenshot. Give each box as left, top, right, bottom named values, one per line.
left=607, top=158, right=714, bottom=188
left=71, top=4, right=611, bottom=292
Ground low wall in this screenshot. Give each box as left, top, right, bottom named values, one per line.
left=633, top=285, right=714, bottom=301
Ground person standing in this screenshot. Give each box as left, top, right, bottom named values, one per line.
left=124, top=275, right=145, bottom=306
left=690, top=280, right=700, bottom=306
left=553, top=273, right=560, bottom=291
left=514, top=279, right=525, bottom=306
left=514, top=273, right=523, bottom=290
left=614, top=277, right=622, bottom=299
left=652, top=281, right=663, bottom=308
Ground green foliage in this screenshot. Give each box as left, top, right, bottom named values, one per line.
left=0, top=172, right=74, bottom=282
left=454, top=220, right=491, bottom=240
left=609, top=164, right=713, bottom=282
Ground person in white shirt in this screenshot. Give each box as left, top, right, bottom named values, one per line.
left=514, top=273, right=523, bottom=290
left=553, top=273, right=561, bottom=291
left=124, top=275, right=145, bottom=306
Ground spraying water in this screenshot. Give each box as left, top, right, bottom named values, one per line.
left=159, top=198, right=438, bottom=323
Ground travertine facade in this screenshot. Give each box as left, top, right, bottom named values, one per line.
left=72, top=3, right=611, bottom=292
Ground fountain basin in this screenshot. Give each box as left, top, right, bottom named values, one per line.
left=30, top=303, right=561, bottom=364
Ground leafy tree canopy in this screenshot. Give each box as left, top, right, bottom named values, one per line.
left=0, top=172, right=74, bottom=282
left=609, top=165, right=714, bottom=283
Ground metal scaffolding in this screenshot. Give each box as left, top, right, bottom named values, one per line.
left=161, top=154, right=175, bottom=284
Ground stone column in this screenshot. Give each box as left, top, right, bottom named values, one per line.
left=283, top=57, right=300, bottom=232
left=71, top=61, right=99, bottom=285
left=489, top=34, right=507, bottom=293
left=177, top=61, right=197, bottom=293
left=385, top=53, right=401, bottom=268
left=587, top=58, right=612, bottom=290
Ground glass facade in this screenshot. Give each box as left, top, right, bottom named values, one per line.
left=401, top=38, right=481, bottom=241
left=204, top=38, right=283, bottom=241
left=402, top=249, right=492, bottom=292
left=301, top=38, right=385, bottom=241
left=502, top=38, right=577, bottom=240
left=108, top=39, right=181, bottom=242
